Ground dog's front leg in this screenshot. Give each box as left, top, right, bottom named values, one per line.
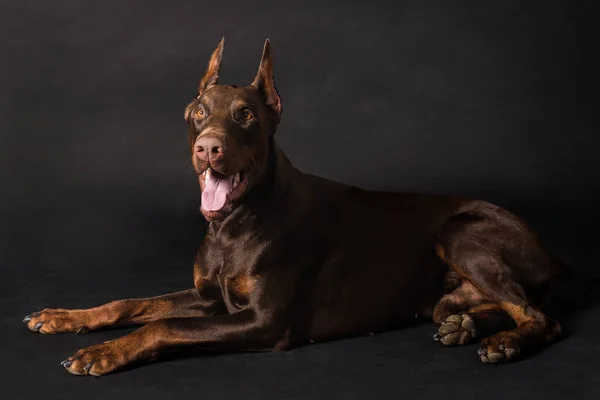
left=61, top=309, right=282, bottom=376
left=24, top=289, right=221, bottom=334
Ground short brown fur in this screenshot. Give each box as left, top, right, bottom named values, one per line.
left=24, top=39, right=571, bottom=375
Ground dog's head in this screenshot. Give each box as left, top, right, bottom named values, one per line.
left=184, top=39, right=283, bottom=221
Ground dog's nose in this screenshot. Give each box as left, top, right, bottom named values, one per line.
left=195, top=136, right=224, bottom=162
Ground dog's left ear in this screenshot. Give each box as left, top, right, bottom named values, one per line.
left=252, top=39, right=282, bottom=123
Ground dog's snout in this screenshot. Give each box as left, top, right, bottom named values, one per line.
left=195, top=136, right=224, bottom=161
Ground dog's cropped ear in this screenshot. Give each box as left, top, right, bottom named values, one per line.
left=252, top=39, right=282, bottom=123
left=198, top=38, right=225, bottom=95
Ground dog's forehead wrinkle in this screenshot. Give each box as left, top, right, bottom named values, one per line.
left=231, top=99, right=256, bottom=111
left=202, top=86, right=258, bottom=110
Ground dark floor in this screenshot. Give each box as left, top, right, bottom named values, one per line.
left=2, top=204, right=599, bottom=400
left=1, top=0, right=597, bottom=398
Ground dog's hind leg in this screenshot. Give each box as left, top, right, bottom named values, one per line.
left=434, top=207, right=563, bottom=363
left=434, top=303, right=515, bottom=346
left=432, top=280, right=489, bottom=324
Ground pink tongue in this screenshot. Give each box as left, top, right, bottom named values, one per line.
left=202, top=172, right=233, bottom=211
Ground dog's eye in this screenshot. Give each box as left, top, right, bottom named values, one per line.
left=242, top=110, right=253, bottom=121
left=196, top=108, right=205, bottom=119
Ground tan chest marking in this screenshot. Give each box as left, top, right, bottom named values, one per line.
left=194, top=265, right=215, bottom=292
left=228, top=275, right=258, bottom=298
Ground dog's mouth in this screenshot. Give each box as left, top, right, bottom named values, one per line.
left=199, top=168, right=249, bottom=217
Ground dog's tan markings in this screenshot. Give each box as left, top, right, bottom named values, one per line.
left=230, top=275, right=258, bottom=298
left=467, top=303, right=503, bottom=314
left=435, top=243, right=447, bottom=262
left=498, top=301, right=537, bottom=326
left=232, top=99, right=250, bottom=109
left=26, top=308, right=91, bottom=334
left=194, top=264, right=209, bottom=292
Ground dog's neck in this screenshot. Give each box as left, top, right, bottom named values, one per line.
left=256, top=138, right=296, bottom=194
left=208, top=138, right=301, bottom=233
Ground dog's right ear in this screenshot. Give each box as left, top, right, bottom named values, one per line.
left=198, top=38, right=225, bottom=95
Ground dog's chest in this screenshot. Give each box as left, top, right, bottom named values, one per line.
left=195, top=266, right=258, bottom=313
left=194, top=230, right=262, bottom=312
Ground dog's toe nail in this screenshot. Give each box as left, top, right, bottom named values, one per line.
left=433, top=333, right=440, bottom=341
left=83, top=363, right=93, bottom=373
left=498, top=344, right=505, bottom=351
left=76, top=327, right=88, bottom=335
left=477, top=347, right=487, bottom=356
left=33, top=322, right=43, bottom=331
left=23, top=315, right=31, bottom=323
left=61, top=360, right=72, bottom=368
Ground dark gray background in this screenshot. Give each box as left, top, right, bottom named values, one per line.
left=1, top=0, right=598, bottom=399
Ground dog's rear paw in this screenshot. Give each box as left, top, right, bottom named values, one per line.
left=433, top=314, right=476, bottom=346
left=478, top=331, right=521, bottom=364
left=23, top=309, right=90, bottom=334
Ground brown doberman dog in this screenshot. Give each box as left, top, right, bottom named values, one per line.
left=24, top=39, right=570, bottom=376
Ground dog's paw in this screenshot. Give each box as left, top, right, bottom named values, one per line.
left=61, top=341, right=123, bottom=376
left=23, top=309, right=90, bottom=334
left=433, top=314, right=476, bottom=346
left=478, top=331, right=522, bottom=364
